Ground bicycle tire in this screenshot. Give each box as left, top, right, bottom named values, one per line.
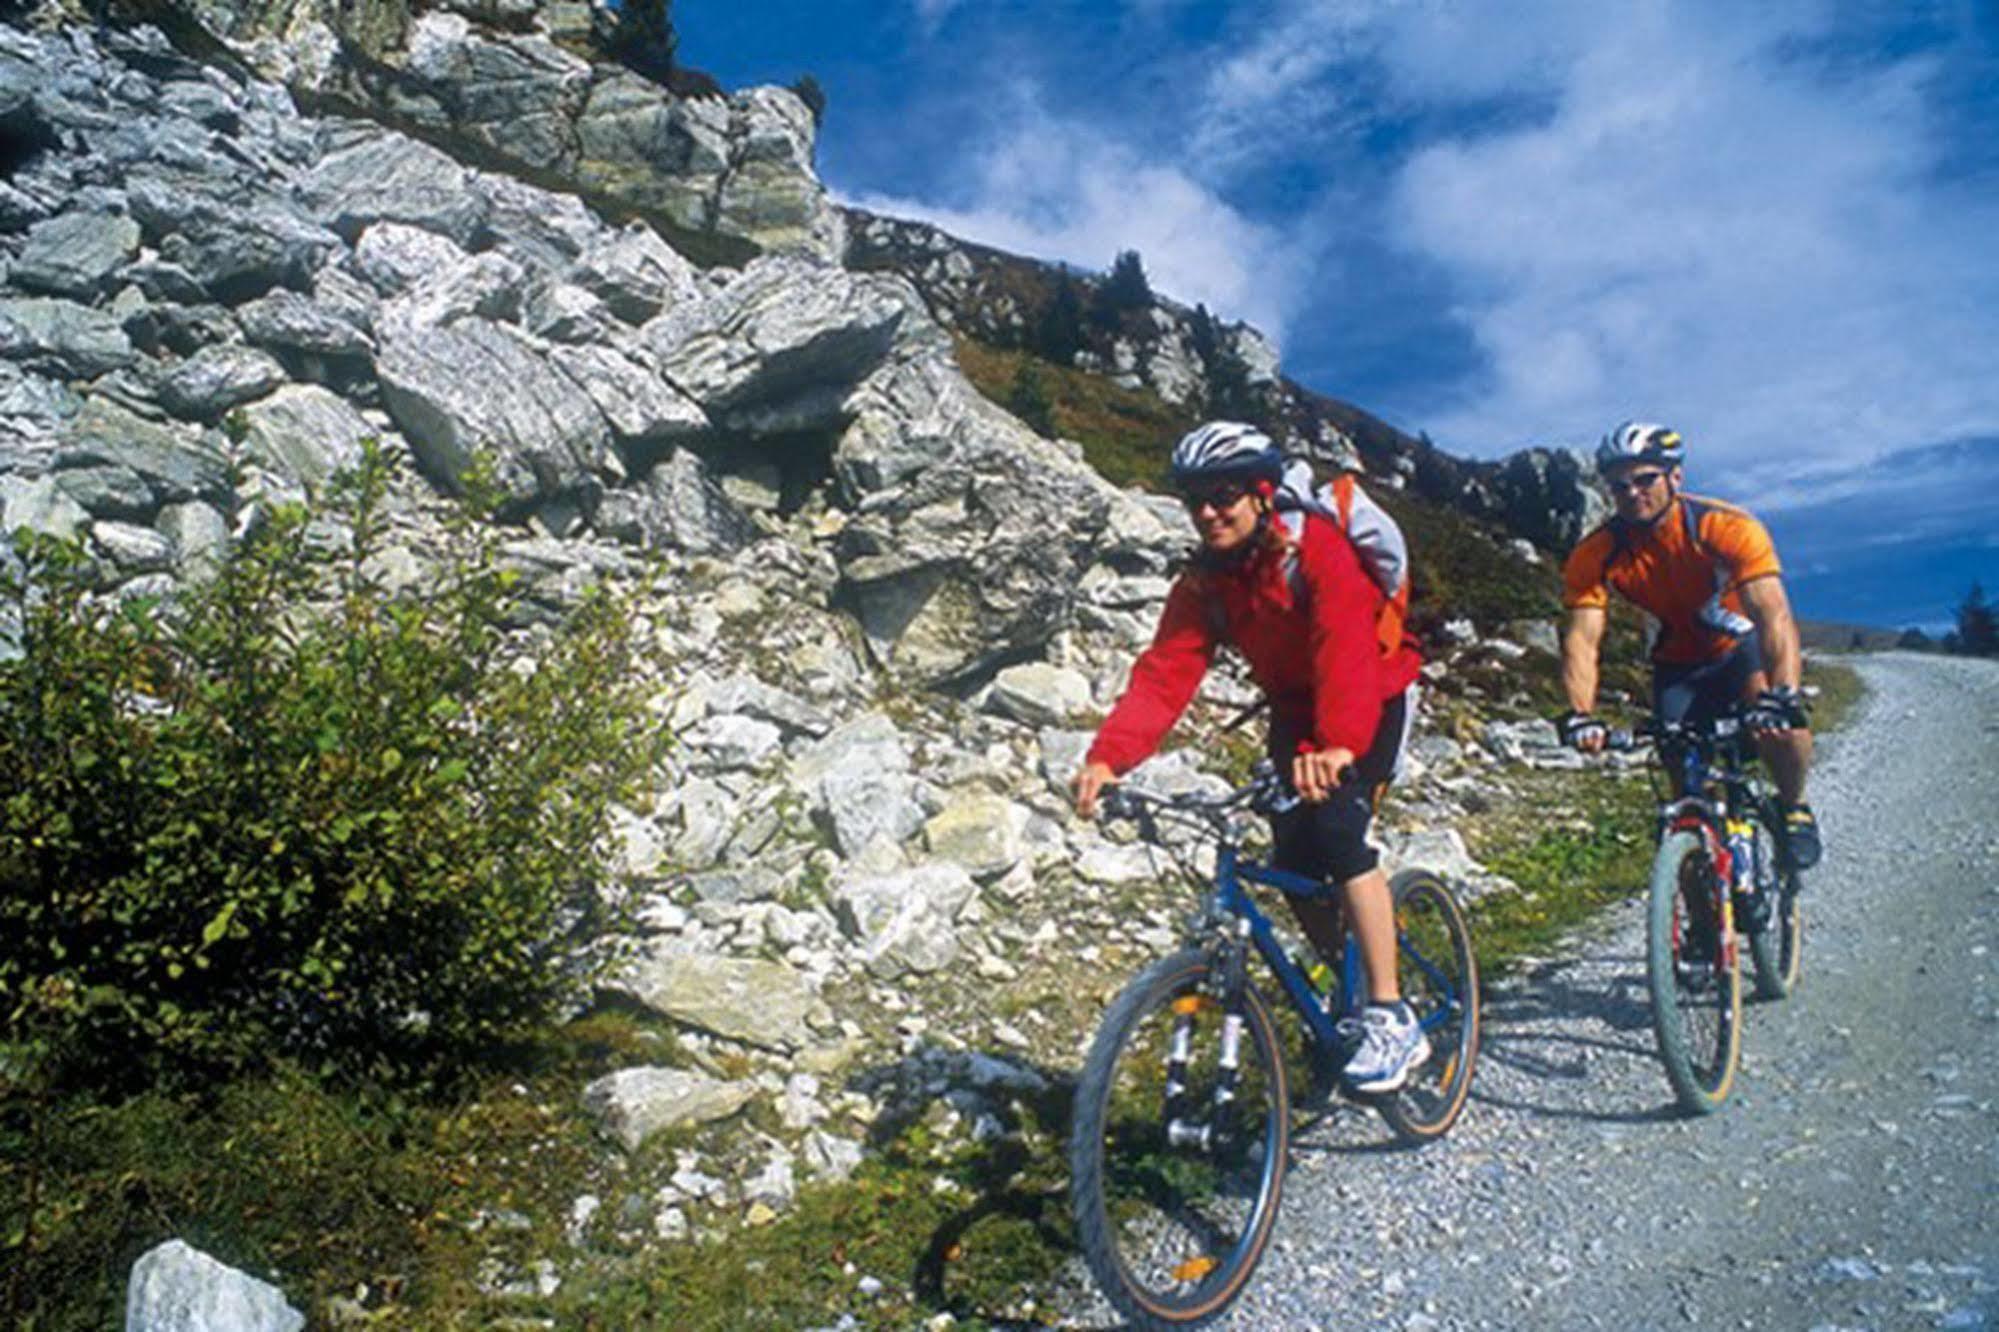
left=1376, top=869, right=1480, bottom=1142
left=1068, top=948, right=1290, bottom=1330
left=1646, top=830, right=1743, bottom=1115
left=1746, top=821, right=1804, bottom=1000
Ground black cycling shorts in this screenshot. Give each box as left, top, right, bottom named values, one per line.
left=1265, top=687, right=1413, bottom=887
left=1652, top=636, right=1762, bottom=726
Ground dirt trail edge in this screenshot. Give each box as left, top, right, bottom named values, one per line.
left=1064, top=652, right=1997, bottom=1332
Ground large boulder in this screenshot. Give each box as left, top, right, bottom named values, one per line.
left=125, top=170, right=343, bottom=300
left=58, top=399, right=231, bottom=506
left=157, top=344, right=290, bottom=420
left=645, top=257, right=909, bottom=432
left=0, top=297, right=137, bottom=379
left=297, top=123, right=489, bottom=247
left=833, top=355, right=1115, bottom=685
left=10, top=210, right=143, bottom=298
left=376, top=315, right=612, bottom=505
left=595, top=448, right=756, bottom=553
left=236, top=384, right=375, bottom=494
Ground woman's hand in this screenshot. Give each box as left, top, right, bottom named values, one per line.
left=1292, top=748, right=1354, bottom=803
left=1072, top=760, right=1117, bottom=819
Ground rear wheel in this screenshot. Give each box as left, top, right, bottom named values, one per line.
left=1646, top=830, right=1743, bottom=1115
left=1747, top=819, right=1805, bottom=1000
left=1069, top=948, right=1290, bottom=1330
left=1375, top=870, right=1480, bottom=1142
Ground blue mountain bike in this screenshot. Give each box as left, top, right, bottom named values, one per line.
left=1068, top=761, right=1480, bottom=1330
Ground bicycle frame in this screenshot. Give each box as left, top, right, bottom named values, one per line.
left=1210, top=845, right=1463, bottom=1052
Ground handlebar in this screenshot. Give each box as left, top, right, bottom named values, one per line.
left=1098, top=758, right=1310, bottom=843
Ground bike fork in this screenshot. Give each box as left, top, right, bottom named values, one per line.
left=1164, top=929, right=1250, bottom=1154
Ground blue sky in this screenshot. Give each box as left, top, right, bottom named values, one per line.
left=678, top=1, right=1999, bottom=632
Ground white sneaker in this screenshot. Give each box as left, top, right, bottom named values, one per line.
left=1342, top=1003, right=1432, bottom=1093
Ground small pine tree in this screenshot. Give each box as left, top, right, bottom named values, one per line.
left=1896, top=627, right=1931, bottom=651
left=1101, top=249, right=1153, bottom=313
left=1007, top=361, right=1058, bottom=438
left=1036, top=275, right=1086, bottom=365
left=598, top=0, right=677, bottom=83
left=791, top=74, right=827, bottom=126
left=1955, top=580, right=1998, bottom=656
left=1189, top=303, right=1221, bottom=369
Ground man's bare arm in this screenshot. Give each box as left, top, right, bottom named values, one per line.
left=1561, top=606, right=1608, bottom=714
left=1740, top=576, right=1802, bottom=691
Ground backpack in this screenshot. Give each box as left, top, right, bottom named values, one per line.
left=1272, top=458, right=1412, bottom=659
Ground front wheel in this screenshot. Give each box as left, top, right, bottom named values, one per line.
left=1068, top=948, right=1290, bottom=1330
left=1746, top=820, right=1805, bottom=999
left=1646, top=829, right=1744, bottom=1115
left=1376, top=870, right=1480, bottom=1142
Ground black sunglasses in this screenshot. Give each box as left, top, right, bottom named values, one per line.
left=1610, top=470, right=1667, bottom=494
left=1181, top=483, right=1252, bottom=513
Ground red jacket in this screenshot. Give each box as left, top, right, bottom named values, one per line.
left=1087, top=513, right=1423, bottom=775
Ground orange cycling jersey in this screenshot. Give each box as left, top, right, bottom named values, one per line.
left=1563, top=493, right=1782, bottom=665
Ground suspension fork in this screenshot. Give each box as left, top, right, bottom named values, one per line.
left=1164, top=919, right=1252, bottom=1153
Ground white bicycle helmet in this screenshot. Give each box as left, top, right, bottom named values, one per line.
left=1596, top=420, right=1685, bottom=474
left=1169, top=421, right=1283, bottom=490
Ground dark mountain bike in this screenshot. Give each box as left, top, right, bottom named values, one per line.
left=1612, top=707, right=1805, bottom=1115
left=1068, top=761, right=1480, bottom=1330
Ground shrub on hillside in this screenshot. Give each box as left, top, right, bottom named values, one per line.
left=0, top=445, right=668, bottom=1090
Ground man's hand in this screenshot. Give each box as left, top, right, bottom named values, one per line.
left=1292, top=748, right=1354, bottom=803
left=1746, top=685, right=1808, bottom=735
left=1072, top=760, right=1116, bottom=820
left=1559, top=710, right=1609, bottom=753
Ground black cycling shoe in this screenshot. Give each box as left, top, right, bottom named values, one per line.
left=1780, top=802, right=1822, bottom=871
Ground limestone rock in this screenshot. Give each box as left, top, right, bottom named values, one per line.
left=125, top=1239, right=304, bottom=1332
left=607, top=945, right=822, bottom=1052
left=297, top=127, right=488, bottom=246
left=922, top=794, right=1026, bottom=880
left=376, top=315, right=611, bottom=504
left=831, top=861, right=980, bottom=977
left=0, top=297, right=137, bottom=378
left=11, top=210, right=142, bottom=298
left=988, top=662, right=1094, bottom=727
left=582, top=1066, right=755, bottom=1152
left=157, top=344, right=288, bottom=420
left=236, top=384, right=374, bottom=494
left=646, top=257, right=908, bottom=428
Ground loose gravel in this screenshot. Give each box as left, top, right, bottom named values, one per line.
left=1056, top=652, right=1997, bottom=1331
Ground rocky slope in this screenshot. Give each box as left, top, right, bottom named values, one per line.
left=843, top=207, right=1611, bottom=552
left=0, top=5, right=1625, bottom=1320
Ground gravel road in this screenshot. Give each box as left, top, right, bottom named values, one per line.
left=1062, top=651, right=1997, bottom=1332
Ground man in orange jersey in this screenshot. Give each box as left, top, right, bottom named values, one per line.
left=1558, top=421, right=1821, bottom=871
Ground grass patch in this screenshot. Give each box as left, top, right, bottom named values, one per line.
left=1458, top=769, right=1659, bottom=973
left=1804, top=656, right=1864, bottom=735
left=951, top=336, right=1196, bottom=490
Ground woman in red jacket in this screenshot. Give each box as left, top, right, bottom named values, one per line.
left=1071, top=422, right=1429, bottom=1092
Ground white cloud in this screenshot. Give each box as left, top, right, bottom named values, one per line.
left=911, top=0, right=965, bottom=37
left=840, top=97, right=1300, bottom=342
left=1375, top=6, right=1999, bottom=486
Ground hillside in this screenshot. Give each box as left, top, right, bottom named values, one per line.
left=0, top=5, right=1770, bottom=1329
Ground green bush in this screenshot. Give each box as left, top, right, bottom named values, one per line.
left=0, top=444, right=668, bottom=1089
